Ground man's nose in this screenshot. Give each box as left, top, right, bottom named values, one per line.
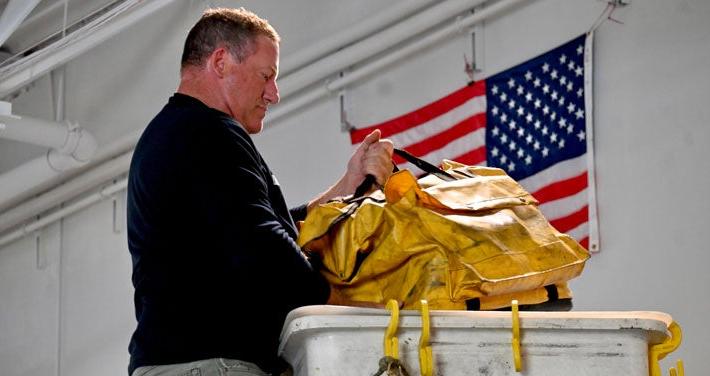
left=264, top=80, right=280, bottom=105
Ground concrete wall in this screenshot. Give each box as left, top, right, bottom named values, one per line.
left=1, top=0, right=708, bottom=375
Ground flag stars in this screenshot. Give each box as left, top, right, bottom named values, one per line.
left=517, top=106, right=525, bottom=116
left=525, top=71, right=533, bottom=81
left=492, top=126, right=500, bottom=136
left=577, top=44, right=583, bottom=55
left=567, top=124, right=574, bottom=134
left=542, top=63, right=550, bottom=73
left=526, top=134, right=533, bottom=144
left=558, top=139, right=565, bottom=149
left=543, top=84, right=550, bottom=94
left=525, top=92, right=533, bottom=102
left=500, top=133, right=508, bottom=143
left=577, top=88, right=584, bottom=98
left=550, top=132, right=558, bottom=143
left=509, top=120, right=517, bottom=130
left=533, top=141, right=541, bottom=150
left=550, top=112, right=557, bottom=121
left=492, top=106, right=500, bottom=115
left=559, top=54, right=567, bottom=64
left=534, top=99, right=542, bottom=109
left=501, top=113, right=508, bottom=123
left=567, top=61, right=575, bottom=71
left=575, top=66, right=583, bottom=77
left=517, top=147, right=525, bottom=158
left=492, top=85, right=499, bottom=94
left=560, top=76, right=567, bottom=85
left=501, top=154, right=508, bottom=164
left=517, top=85, right=524, bottom=95
left=542, top=147, right=549, bottom=157
left=551, top=91, right=558, bottom=100
left=567, top=82, right=574, bottom=92
left=491, top=147, right=499, bottom=157
left=551, top=69, right=559, bottom=80
left=577, top=130, right=586, bottom=141
left=509, top=140, right=517, bottom=150
left=500, top=92, right=507, bottom=101
left=508, top=99, right=516, bottom=109
left=508, top=161, right=516, bottom=171
left=567, top=103, right=576, bottom=113
left=575, top=109, right=585, bottom=119
left=558, top=117, right=567, bottom=128
left=517, top=127, right=525, bottom=137
left=526, top=113, right=533, bottom=123
left=543, top=105, right=550, bottom=115
left=508, top=78, right=516, bottom=88
left=534, top=120, right=542, bottom=129
left=542, top=126, right=549, bottom=135
left=533, top=78, right=541, bottom=87
left=525, top=154, right=533, bottom=165
left=558, top=96, right=565, bottom=106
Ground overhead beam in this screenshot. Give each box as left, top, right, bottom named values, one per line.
left=0, top=0, right=177, bottom=98
left=0, top=0, right=42, bottom=47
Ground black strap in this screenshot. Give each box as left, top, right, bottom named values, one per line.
left=393, top=148, right=457, bottom=182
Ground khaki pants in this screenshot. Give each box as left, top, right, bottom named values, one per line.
left=132, top=358, right=270, bottom=376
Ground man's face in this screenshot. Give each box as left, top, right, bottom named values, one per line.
left=222, top=35, right=280, bottom=134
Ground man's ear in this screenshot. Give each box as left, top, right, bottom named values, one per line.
left=207, top=47, right=228, bottom=78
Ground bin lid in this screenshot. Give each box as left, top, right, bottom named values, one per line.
left=279, top=305, right=672, bottom=354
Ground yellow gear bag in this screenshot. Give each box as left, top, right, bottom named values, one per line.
left=298, top=158, right=590, bottom=310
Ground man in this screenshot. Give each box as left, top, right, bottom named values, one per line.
left=127, top=7, right=393, bottom=376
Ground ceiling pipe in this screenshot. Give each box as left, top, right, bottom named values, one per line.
left=268, top=0, right=531, bottom=124
left=0, top=113, right=96, bottom=162
left=0, top=0, right=42, bottom=47
left=277, top=0, right=488, bottom=98
left=0, top=0, right=177, bottom=98
left=280, top=0, right=438, bottom=76
left=0, top=106, right=98, bottom=211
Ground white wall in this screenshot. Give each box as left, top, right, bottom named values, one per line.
left=1, top=0, right=708, bottom=375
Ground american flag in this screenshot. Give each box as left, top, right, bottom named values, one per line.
left=351, top=34, right=598, bottom=252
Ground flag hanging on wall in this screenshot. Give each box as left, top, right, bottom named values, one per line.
left=350, top=33, right=599, bottom=252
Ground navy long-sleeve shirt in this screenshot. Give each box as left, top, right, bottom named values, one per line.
left=127, top=93, right=330, bottom=375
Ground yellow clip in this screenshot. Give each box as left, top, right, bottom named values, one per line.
left=649, top=321, right=683, bottom=376
left=511, top=299, right=522, bottom=372
left=384, top=299, right=400, bottom=359
left=676, top=359, right=684, bottom=376
left=419, top=300, right=433, bottom=376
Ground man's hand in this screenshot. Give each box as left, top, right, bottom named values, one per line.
left=307, top=129, right=394, bottom=211
left=344, top=129, right=394, bottom=193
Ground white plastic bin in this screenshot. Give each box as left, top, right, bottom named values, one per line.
left=279, top=305, right=672, bottom=376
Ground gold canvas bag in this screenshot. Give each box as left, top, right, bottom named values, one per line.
left=298, top=157, right=589, bottom=310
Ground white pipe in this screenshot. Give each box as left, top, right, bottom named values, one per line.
left=0, top=178, right=128, bottom=248
left=0, top=0, right=42, bottom=46
left=280, top=0, right=438, bottom=76
left=268, top=0, right=531, bottom=124
left=0, top=0, right=177, bottom=98
left=0, top=114, right=69, bottom=148
left=0, top=112, right=98, bottom=210
left=0, top=151, right=132, bottom=234
left=0, top=114, right=97, bottom=160
left=277, top=0, right=487, bottom=97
